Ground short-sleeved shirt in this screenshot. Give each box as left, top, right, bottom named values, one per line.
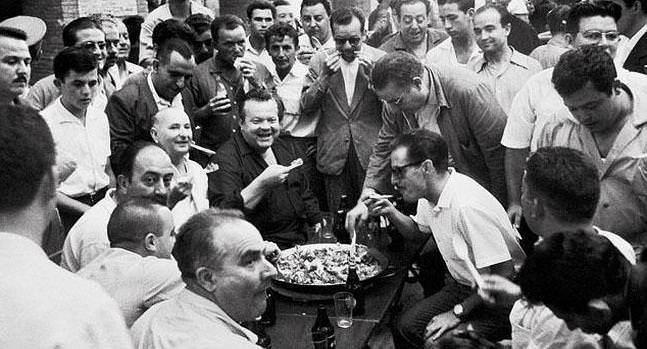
left=425, top=38, right=482, bottom=68
left=529, top=37, right=570, bottom=70
left=468, top=48, right=542, bottom=114
left=412, top=169, right=525, bottom=286
left=41, top=97, right=111, bottom=197
left=77, top=248, right=184, bottom=327
left=171, top=158, right=209, bottom=228
left=244, top=36, right=275, bottom=72
left=271, top=61, right=314, bottom=137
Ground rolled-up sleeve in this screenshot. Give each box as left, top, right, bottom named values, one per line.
left=364, top=104, right=404, bottom=193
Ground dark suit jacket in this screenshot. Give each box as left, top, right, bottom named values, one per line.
left=624, top=30, right=647, bottom=75
left=105, top=71, right=191, bottom=172
left=301, top=46, right=386, bottom=176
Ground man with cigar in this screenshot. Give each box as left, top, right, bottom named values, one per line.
left=209, top=89, right=321, bottom=249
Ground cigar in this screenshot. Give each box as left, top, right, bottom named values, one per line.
left=190, top=143, right=216, bottom=156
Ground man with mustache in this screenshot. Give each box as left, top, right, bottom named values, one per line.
left=379, top=0, right=448, bottom=59
left=0, top=26, right=31, bottom=105
left=209, top=89, right=321, bottom=249
left=301, top=7, right=386, bottom=212
left=61, top=141, right=187, bottom=272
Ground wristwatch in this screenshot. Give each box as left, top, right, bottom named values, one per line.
left=453, top=303, right=465, bottom=319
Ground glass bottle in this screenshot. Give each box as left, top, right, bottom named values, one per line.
left=312, top=305, right=336, bottom=349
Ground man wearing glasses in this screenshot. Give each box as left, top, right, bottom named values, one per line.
left=378, top=0, right=448, bottom=59
left=300, top=7, right=385, bottom=212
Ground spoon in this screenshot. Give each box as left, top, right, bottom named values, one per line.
left=452, top=235, right=485, bottom=290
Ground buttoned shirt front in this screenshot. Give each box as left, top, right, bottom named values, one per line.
left=271, top=60, right=314, bottom=136
left=340, top=57, right=359, bottom=106
left=77, top=248, right=184, bottom=327
left=244, top=36, right=276, bottom=72
left=412, top=169, right=524, bottom=286
left=425, top=37, right=482, bottom=68
left=147, top=71, right=184, bottom=110
left=41, top=97, right=111, bottom=197
left=469, top=48, right=542, bottom=114
left=0, top=233, right=133, bottom=349
left=131, top=289, right=260, bottom=349
left=107, top=61, right=145, bottom=90
left=171, top=158, right=209, bottom=228
left=378, top=28, right=448, bottom=59
left=536, top=78, right=647, bottom=244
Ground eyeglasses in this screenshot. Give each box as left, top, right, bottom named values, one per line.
left=334, top=37, right=362, bottom=46
left=392, top=160, right=424, bottom=177
left=580, top=30, right=620, bottom=43
left=77, top=40, right=106, bottom=51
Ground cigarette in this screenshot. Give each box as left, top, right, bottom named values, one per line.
left=190, top=143, right=216, bottom=156
left=288, top=158, right=304, bottom=170
left=370, top=194, right=394, bottom=200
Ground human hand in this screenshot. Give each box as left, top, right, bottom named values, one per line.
left=206, top=96, right=232, bottom=115
left=425, top=310, right=461, bottom=342
left=257, top=164, right=292, bottom=187
left=425, top=327, right=501, bottom=349
left=263, top=241, right=281, bottom=264
left=364, top=194, right=397, bottom=219
left=345, top=201, right=369, bottom=235
left=236, top=58, right=257, bottom=79
left=168, top=176, right=193, bottom=207
left=477, top=274, right=522, bottom=307
left=324, top=51, right=342, bottom=75
left=507, top=203, right=522, bottom=229
left=297, top=46, right=315, bottom=66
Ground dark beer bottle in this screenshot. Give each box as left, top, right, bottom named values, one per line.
left=333, top=209, right=351, bottom=244
left=312, top=305, right=336, bottom=349
left=345, top=266, right=365, bottom=316
left=339, top=194, right=350, bottom=211
left=247, top=320, right=272, bottom=348
left=260, top=289, right=276, bottom=326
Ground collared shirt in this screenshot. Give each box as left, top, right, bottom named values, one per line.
left=138, top=1, right=214, bottom=64
left=41, top=97, right=111, bottom=197
left=209, top=132, right=320, bottom=249
left=77, top=248, right=184, bottom=327
left=171, top=158, right=209, bottom=228
left=107, top=61, right=145, bottom=90
left=425, top=37, right=482, bottom=68
left=378, top=28, right=448, bottom=59
left=26, top=73, right=108, bottom=111
left=616, top=24, right=647, bottom=67
left=340, top=57, right=359, bottom=106
left=412, top=169, right=525, bottom=286
left=271, top=60, right=314, bottom=137
left=60, top=189, right=117, bottom=272
left=244, top=36, right=275, bottom=72
left=297, top=34, right=335, bottom=51
left=131, top=288, right=260, bottom=349
left=0, top=233, right=133, bottom=349
left=535, top=78, right=647, bottom=244
left=146, top=71, right=183, bottom=110
left=529, top=36, right=571, bottom=69
left=469, top=48, right=542, bottom=114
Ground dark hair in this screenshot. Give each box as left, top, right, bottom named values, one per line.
left=393, top=0, right=432, bottom=17
left=622, top=0, right=647, bottom=14
left=247, top=0, right=277, bottom=19
left=0, top=104, right=56, bottom=212
left=552, top=45, right=616, bottom=97
left=211, top=15, right=246, bottom=44
left=185, top=13, right=213, bottom=35
left=62, top=17, right=102, bottom=47
left=547, top=5, right=571, bottom=35
left=123, top=15, right=144, bottom=45
left=156, top=37, right=194, bottom=64
left=273, top=0, right=292, bottom=6
left=107, top=198, right=166, bottom=246
left=566, top=1, right=621, bottom=34
left=371, top=51, right=424, bottom=90
left=330, top=7, right=366, bottom=34
left=173, top=208, right=245, bottom=281
left=0, top=26, right=27, bottom=41
left=151, top=19, right=196, bottom=48
left=518, top=230, right=631, bottom=313
left=53, top=46, right=98, bottom=81
left=264, top=22, right=299, bottom=48
left=392, top=129, right=449, bottom=172
left=238, top=88, right=286, bottom=122
left=117, top=141, right=164, bottom=180
left=525, top=147, right=600, bottom=223
left=301, top=0, right=332, bottom=16
left=436, top=0, right=475, bottom=13
left=474, top=4, right=515, bottom=26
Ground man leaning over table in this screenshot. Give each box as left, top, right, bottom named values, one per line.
left=131, top=208, right=279, bottom=349
left=365, top=129, right=524, bottom=349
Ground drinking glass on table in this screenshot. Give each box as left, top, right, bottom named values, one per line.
left=333, top=292, right=355, bottom=328
left=310, top=212, right=336, bottom=243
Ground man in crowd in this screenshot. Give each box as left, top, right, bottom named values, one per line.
left=379, top=0, right=448, bottom=59
left=274, top=0, right=298, bottom=29
left=131, top=209, right=279, bottom=348
left=245, top=0, right=276, bottom=70
left=0, top=27, right=31, bottom=105
left=27, top=17, right=108, bottom=111
left=529, top=5, right=572, bottom=69
left=209, top=89, right=321, bottom=249
left=502, top=0, right=632, bottom=229
left=517, top=230, right=647, bottom=348
left=107, top=38, right=195, bottom=172
left=366, top=129, right=524, bottom=348
left=107, top=19, right=144, bottom=90
left=61, top=142, right=179, bottom=272
left=301, top=7, right=386, bottom=212
left=613, top=0, right=647, bottom=73
left=484, top=0, right=542, bottom=54
left=536, top=45, right=647, bottom=246
left=0, top=104, right=133, bottom=348
left=298, top=0, right=335, bottom=65
left=469, top=5, right=541, bottom=114
left=41, top=47, right=112, bottom=231
left=94, top=16, right=120, bottom=97
left=426, top=0, right=481, bottom=67
left=77, top=198, right=184, bottom=327
left=185, top=13, right=214, bottom=65
left=185, top=14, right=274, bottom=159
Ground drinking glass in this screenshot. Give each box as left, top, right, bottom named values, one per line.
left=333, top=292, right=355, bottom=328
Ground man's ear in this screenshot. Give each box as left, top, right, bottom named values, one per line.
left=150, top=126, right=159, bottom=143
left=144, top=232, right=157, bottom=252
left=117, top=174, right=129, bottom=194
left=53, top=78, right=62, bottom=89
left=467, top=8, right=476, bottom=17
left=195, top=266, right=218, bottom=292
left=412, top=76, right=423, bottom=90
left=151, top=58, right=160, bottom=72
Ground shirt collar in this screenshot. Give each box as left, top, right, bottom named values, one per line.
left=147, top=71, right=182, bottom=107
left=270, top=60, right=308, bottom=80
left=433, top=167, right=456, bottom=210
left=474, top=47, right=531, bottom=72
left=425, top=66, right=449, bottom=109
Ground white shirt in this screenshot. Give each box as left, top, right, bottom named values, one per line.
left=26, top=73, right=108, bottom=111
left=0, top=233, right=133, bottom=349
left=77, top=248, right=185, bottom=327
left=41, top=97, right=111, bottom=197
left=131, top=289, right=260, bottom=349
left=244, top=36, right=276, bottom=72
left=615, top=24, right=647, bottom=67
left=107, top=61, right=145, bottom=90
left=147, top=71, right=184, bottom=110
left=138, top=1, right=214, bottom=63
left=340, top=57, right=360, bottom=106
left=298, top=34, right=335, bottom=51
left=413, top=169, right=525, bottom=286
left=425, top=38, right=482, bottom=68
left=61, top=189, right=117, bottom=272
left=272, top=61, right=316, bottom=137
left=171, top=158, right=209, bottom=228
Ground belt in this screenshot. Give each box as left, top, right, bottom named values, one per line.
left=74, top=186, right=109, bottom=206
